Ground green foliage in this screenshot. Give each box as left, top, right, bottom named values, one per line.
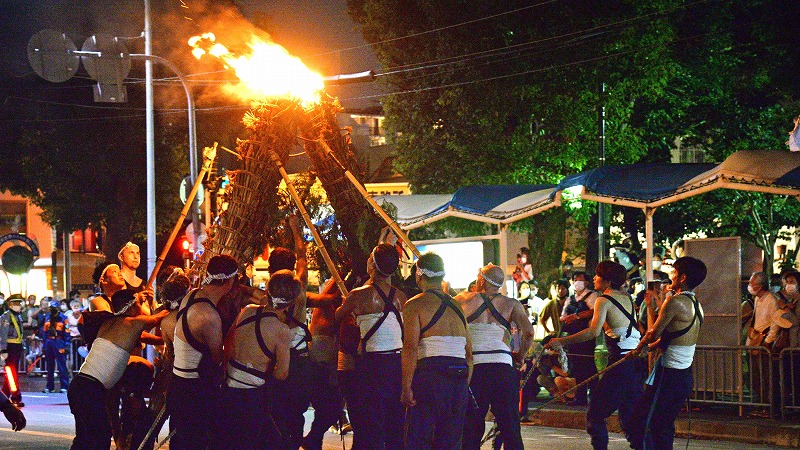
left=349, top=0, right=800, bottom=270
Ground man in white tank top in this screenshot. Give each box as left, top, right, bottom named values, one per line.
left=168, top=255, right=237, bottom=450
left=628, top=256, right=706, bottom=450
left=68, top=289, right=168, bottom=450
left=547, top=261, right=646, bottom=450
left=402, top=252, right=473, bottom=449
left=336, top=243, right=407, bottom=449
left=455, top=264, right=533, bottom=450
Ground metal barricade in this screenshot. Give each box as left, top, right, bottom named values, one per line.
left=779, top=347, right=800, bottom=420
left=691, top=346, right=773, bottom=416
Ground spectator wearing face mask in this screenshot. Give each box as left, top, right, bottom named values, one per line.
left=513, top=248, right=533, bottom=288
left=66, top=300, right=84, bottom=371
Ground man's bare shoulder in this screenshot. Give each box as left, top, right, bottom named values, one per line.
left=453, top=291, right=480, bottom=304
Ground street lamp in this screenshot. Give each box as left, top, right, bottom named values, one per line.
left=27, top=27, right=200, bottom=282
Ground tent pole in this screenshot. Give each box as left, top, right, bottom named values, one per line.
left=645, top=206, right=656, bottom=282
left=499, top=224, right=509, bottom=295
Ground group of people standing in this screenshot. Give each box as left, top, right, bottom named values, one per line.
left=60, top=224, right=710, bottom=450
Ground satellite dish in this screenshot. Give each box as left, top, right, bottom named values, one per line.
left=81, top=34, right=131, bottom=83
left=27, top=29, right=79, bottom=83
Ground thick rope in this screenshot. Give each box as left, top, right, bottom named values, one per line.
left=481, top=351, right=640, bottom=445
left=136, top=403, right=167, bottom=450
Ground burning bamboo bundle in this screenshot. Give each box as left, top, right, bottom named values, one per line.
left=200, top=98, right=303, bottom=276
left=301, top=97, right=385, bottom=277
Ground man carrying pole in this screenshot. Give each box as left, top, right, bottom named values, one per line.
left=628, top=256, right=706, bottom=450
left=546, top=261, right=645, bottom=450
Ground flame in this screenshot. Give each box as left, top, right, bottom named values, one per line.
left=189, top=33, right=324, bottom=105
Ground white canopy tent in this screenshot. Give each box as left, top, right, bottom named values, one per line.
left=375, top=184, right=561, bottom=280
left=556, top=150, right=800, bottom=280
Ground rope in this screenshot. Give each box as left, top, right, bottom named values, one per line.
left=136, top=403, right=167, bottom=450
left=154, top=429, right=175, bottom=450
left=481, top=351, right=640, bottom=445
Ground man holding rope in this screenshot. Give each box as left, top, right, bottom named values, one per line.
left=455, top=263, right=533, bottom=449
left=547, top=261, right=645, bottom=450
left=628, top=256, right=706, bottom=450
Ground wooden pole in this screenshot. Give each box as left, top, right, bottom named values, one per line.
left=146, top=143, right=217, bottom=289
left=269, top=151, right=349, bottom=298
left=317, top=139, right=421, bottom=258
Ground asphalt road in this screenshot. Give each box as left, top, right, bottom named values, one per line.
left=0, top=391, right=783, bottom=449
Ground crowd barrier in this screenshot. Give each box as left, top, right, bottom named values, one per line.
left=692, top=345, right=800, bottom=420
left=17, top=336, right=85, bottom=377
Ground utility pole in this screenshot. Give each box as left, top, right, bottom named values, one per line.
left=598, top=83, right=607, bottom=262
left=144, top=0, right=156, bottom=283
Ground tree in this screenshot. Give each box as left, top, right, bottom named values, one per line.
left=349, top=0, right=800, bottom=274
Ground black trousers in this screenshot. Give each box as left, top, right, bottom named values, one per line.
left=272, top=354, right=312, bottom=449
left=303, top=359, right=343, bottom=450
left=629, top=364, right=693, bottom=450
left=166, top=376, right=217, bottom=450
left=585, top=356, right=646, bottom=450
left=355, top=353, right=404, bottom=450
left=68, top=373, right=111, bottom=450
left=569, top=351, right=598, bottom=404
left=339, top=369, right=368, bottom=450
left=404, top=357, right=469, bottom=450
left=209, top=383, right=284, bottom=449
left=463, top=363, right=523, bottom=450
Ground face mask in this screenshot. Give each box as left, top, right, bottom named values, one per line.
left=72, top=307, right=81, bottom=313
left=10, top=305, right=22, bottom=313
left=652, top=261, right=662, bottom=270
left=60, top=304, right=68, bottom=312
left=747, top=285, right=758, bottom=296
left=786, top=284, right=798, bottom=294
left=573, top=281, right=586, bottom=292
left=520, top=256, right=527, bottom=264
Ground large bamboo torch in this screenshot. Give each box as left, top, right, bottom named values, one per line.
left=146, top=143, right=217, bottom=289
left=316, top=139, right=421, bottom=258
left=268, top=151, right=348, bottom=297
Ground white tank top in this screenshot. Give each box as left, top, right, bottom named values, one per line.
left=79, top=338, right=130, bottom=389
left=607, top=326, right=642, bottom=352
left=662, top=344, right=695, bottom=369
left=418, top=335, right=466, bottom=360
left=356, top=312, right=403, bottom=353
left=468, top=322, right=512, bottom=365
left=173, top=334, right=203, bottom=379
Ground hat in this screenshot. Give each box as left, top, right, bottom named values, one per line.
left=6, top=294, right=23, bottom=304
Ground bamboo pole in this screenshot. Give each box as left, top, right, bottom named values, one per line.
left=268, top=151, right=349, bottom=298
left=317, top=139, right=421, bottom=258
left=146, top=143, right=217, bottom=289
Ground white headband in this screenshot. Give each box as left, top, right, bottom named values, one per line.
left=271, top=296, right=292, bottom=308
left=417, top=266, right=445, bottom=278
left=481, top=272, right=504, bottom=288
left=118, top=242, right=139, bottom=260
left=202, top=269, right=238, bottom=285
left=99, top=264, right=120, bottom=283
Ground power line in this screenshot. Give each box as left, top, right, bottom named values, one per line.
left=308, top=0, right=559, bottom=58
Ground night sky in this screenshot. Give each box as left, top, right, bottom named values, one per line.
left=0, top=0, right=383, bottom=109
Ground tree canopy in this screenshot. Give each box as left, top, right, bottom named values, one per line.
left=349, top=0, right=800, bottom=272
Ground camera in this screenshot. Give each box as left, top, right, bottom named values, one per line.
left=647, top=280, right=661, bottom=291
